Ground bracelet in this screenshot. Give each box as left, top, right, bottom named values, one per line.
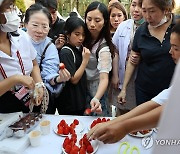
left=35, top=82, right=45, bottom=88
left=34, top=82, right=45, bottom=99
left=92, top=97, right=99, bottom=103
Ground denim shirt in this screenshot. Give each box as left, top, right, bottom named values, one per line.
left=31, top=37, right=63, bottom=93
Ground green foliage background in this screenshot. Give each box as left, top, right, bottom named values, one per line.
left=57, top=0, right=131, bottom=18
left=15, top=0, right=26, bottom=13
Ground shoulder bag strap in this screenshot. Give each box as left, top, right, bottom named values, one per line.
left=61, top=46, right=76, bottom=63
left=96, top=42, right=107, bottom=61
left=39, top=41, right=52, bottom=72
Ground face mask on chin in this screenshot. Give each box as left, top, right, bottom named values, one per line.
left=0, top=10, right=20, bottom=32
left=150, top=15, right=168, bottom=28
left=135, top=18, right=145, bottom=25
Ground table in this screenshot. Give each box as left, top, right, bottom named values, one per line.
left=24, top=115, right=153, bottom=154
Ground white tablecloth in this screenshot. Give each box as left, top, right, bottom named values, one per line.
left=24, top=115, right=153, bottom=154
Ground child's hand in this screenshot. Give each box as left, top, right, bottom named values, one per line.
left=82, top=47, right=90, bottom=63
left=57, top=68, right=71, bottom=83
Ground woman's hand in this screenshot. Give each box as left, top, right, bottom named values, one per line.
left=55, top=34, right=66, bottom=49
left=34, top=87, right=44, bottom=106
left=90, top=97, right=102, bottom=113
left=129, top=52, right=140, bottom=65
left=87, top=120, right=127, bottom=144
left=18, top=75, right=35, bottom=90
left=117, top=89, right=126, bottom=104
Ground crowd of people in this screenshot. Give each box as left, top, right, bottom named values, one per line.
left=0, top=0, right=180, bottom=147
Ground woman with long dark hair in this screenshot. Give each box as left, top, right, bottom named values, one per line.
left=84, top=1, right=115, bottom=116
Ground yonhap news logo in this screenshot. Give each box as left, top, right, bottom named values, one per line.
left=155, top=139, right=180, bottom=146
left=142, top=136, right=180, bottom=149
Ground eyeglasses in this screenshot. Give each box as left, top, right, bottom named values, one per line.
left=29, top=22, right=50, bottom=33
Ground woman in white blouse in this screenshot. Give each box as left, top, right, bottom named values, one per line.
left=84, top=1, right=115, bottom=116
left=0, top=0, right=43, bottom=113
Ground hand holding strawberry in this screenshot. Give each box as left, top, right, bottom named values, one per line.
left=59, top=63, right=65, bottom=69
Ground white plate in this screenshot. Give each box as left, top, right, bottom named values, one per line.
left=62, top=134, right=99, bottom=154
left=53, top=119, right=84, bottom=136
left=129, top=129, right=153, bottom=138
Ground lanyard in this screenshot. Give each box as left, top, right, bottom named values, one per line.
left=0, top=51, right=25, bottom=79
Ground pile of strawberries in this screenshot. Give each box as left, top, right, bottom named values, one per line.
left=63, top=134, right=94, bottom=154
left=90, top=117, right=110, bottom=129
left=57, top=119, right=79, bottom=135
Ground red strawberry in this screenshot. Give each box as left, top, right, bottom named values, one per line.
left=63, top=137, right=70, bottom=149
left=72, top=145, right=79, bottom=152
left=63, top=126, right=70, bottom=135
left=102, top=118, right=107, bottom=122
left=90, top=122, right=96, bottom=129
left=87, top=145, right=94, bottom=153
left=84, top=108, right=91, bottom=115
left=57, top=126, right=63, bottom=134
left=70, top=149, right=78, bottom=154
left=79, top=147, right=86, bottom=154
left=97, top=118, right=101, bottom=123
left=83, top=133, right=87, bottom=139
left=70, top=128, right=75, bottom=134
left=107, top=118, right=110, bottom=121
left=73, top=119, right=79, bottom=125
left=93, top=120, right=97, bottom=124
left=84, top=139, right=91, bottom=147
left=70, top=145, right=79, bottom=154
left=71, top=133, right=77, bottom=139
left=72, top=137, right=77, bottom=143
left=65, top=144, right=71, bottom=153
left=59, top=63, right=65, bottom=69
left=59, top=119, right=66, bottom=126
left=70, top=123, right=76, bottom=129
left=79, top=138, right=84, bottom=147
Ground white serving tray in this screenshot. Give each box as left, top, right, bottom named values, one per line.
left=0, top=112, right=30, bottom=154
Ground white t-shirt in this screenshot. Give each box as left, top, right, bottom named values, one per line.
left=153, top=60, right=180, bottom=154
left=151, top=87, right=171, bottom=105
left=0, top=29, right=37, bottom=81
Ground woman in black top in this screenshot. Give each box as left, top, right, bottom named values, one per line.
left=118, top=0, right=176, bottom=105
left=56, top=17, right=90, bottom=115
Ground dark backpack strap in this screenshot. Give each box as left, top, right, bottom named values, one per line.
left=96, top=42, right=107, bottom=61
left=39, top=41, right=52, bottom=72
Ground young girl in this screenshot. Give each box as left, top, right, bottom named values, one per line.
left=56, top=16, right=90, bottom=115
left=84, top=1, right=115, bottom=116
left=24, top=4, right=71, bottom=114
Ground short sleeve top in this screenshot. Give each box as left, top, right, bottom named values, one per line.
left=151, top=87, right=171, bottom=105
left=132, top=17, right=176, bottom=94
left=86, top=39, right=112, bottom=81
left=0, top=29, right=37, bottom=81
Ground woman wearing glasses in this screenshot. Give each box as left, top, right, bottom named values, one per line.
left=24, top=3, right=71, bottom=114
